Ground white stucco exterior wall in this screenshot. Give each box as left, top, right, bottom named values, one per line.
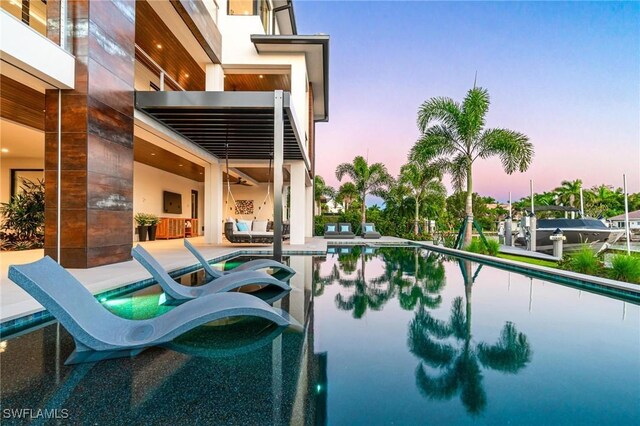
left=133, top=162, right=205, bottom=239
left=289, top=161, right=306, bottom=244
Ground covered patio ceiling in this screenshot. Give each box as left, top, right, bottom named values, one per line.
left=135, top=91, right=307, bottom=167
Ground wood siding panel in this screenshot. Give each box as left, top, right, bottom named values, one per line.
left=135, top=0, right=205, bottom=91
left=44, top=0, right=134, bottom=268
left=170, top=0, right=222, bottom=64
left=0, top=76, right=45, bottom=130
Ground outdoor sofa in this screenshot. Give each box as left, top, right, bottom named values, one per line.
left=224, top=219, right=290, bottom=243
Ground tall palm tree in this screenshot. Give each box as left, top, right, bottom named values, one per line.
left=314, top=175, right=335, bottom=214
left=336, top=182, right=359, bottom=212
left=335, top=156, right=392, bottom=223
left=408, top=260, right=532, bottom=415
left=411, top=86, right=533, bottom=246
left=554, top=179, right=582, bottom=209
left=399, top=161, right=445, bottom=235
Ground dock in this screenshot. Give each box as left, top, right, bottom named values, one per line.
left=499, top=244, right=560, bottom=261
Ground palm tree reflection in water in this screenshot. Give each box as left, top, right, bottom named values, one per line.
left=314, top=247, right=532, bottom=416
left=334, top=246, right=394, bottom=319
left=409, top=259, right=532, bottom=415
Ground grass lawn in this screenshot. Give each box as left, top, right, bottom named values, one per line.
left=497, top=253, right=559, bottom=269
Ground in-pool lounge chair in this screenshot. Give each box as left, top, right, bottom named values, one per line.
left=183, top=239, right=295, bottom=279
left=7, top=256, right=293, bottom=364
left=337, top=223, right=356, bottom=239
left=132, top=245, right=291, bottom=302
left=361, top=223, right=382, bottom=239
left=323, top=223, right=340, bottom=239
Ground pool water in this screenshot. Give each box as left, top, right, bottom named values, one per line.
left=0, top=247, right=638, bottom=424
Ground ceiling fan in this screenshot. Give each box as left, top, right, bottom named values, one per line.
left=224, top=175, right=252, bottom=186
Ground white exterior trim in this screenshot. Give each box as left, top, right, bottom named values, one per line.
left=0, top=10, right=75, bottom=89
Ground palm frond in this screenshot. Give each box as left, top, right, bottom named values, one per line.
left=477, top=128, right=533, bottom=174
left=459, top=87, right=490, bottom=142
left=417, top=97, right=462, bottom=133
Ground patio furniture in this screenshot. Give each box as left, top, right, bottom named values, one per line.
left=323, top=223, right=340, bottom=239
left=224, top=220, right=290, bottom=244
left=132, top=245, right=291, bottom=302
left=183, top=239, right=295, bottom=280
left=7, top=256, right=293, bottom=364
left=361, top=223, right=382, bottom=239
left=337, top=223, right=356, bottom=239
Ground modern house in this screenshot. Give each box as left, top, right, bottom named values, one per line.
left=0, top=0, right=329, bottom=267
left=608, top=210, right=640, bottom=231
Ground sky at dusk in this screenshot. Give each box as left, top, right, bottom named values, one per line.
left=295, top=0, right=640, bottom=202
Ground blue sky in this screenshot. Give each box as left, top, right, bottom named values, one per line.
left=295, top=0, right=640, bottom=201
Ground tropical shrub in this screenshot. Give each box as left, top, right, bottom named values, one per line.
left=485, top=239, right=500, bottom=256
left=562, top=245, right=603, bottom=275
left=609, top=255, right=640, bottom=284
left=0, top=179, right=45, bottom=251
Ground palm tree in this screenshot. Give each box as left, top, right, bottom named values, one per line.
left=399, top=161, right=445, bottom=235
left=411, top=86, right=533, bottom=246
left=336, top=156, right=392, bottom=223
left=408, top=260, right=532, bottom=415
left=554, top=179, right=582, bottom=209
left=335, top=182, right=359, bottom=212
left=314, top=175, right=335, bottom=214
left=586, top=184, right=622, bottom=217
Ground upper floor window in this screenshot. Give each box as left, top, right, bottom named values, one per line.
left=228, top=0, right=270, bottom=33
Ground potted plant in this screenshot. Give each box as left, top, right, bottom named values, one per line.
left=147, top=214, right=160, bottom=241
left=134, top=213, right=149, bottom=242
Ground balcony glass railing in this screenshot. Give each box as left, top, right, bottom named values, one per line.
left=228, top=0, right=270, bottom=33
left=1, top=0, right=69, bottom=51
left=1, top=0, right=47, bottom=36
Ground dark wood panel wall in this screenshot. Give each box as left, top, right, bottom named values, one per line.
left=170, top=0, right=222, bottom=64
left=0, top=75, right=45, bottom=130
left=135, top=0, right=205, bottom=91
left=44, top=0, right=135, bottom=268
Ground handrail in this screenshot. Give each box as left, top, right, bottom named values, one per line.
left=135, top=44, right=186, bottom=91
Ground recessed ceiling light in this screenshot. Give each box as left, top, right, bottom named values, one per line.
left=156, top=43, right=162, bottom=49
left=179, top=164, right=183, bottom=167
left=185, top=74, right=189, bottom=78
left=150, top=153, right=156, bottom=156
left=259, top=74, right=264, bottom=79
left=1, top=148, right=8, bottom=153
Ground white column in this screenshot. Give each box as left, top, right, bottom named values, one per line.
left=204, top=161, right=223, bottom=244
left=205, top=64, right=224, bottom=91
left=289, top=161, right=306, bottom=245
left=305, top=184, right=313, bottom=238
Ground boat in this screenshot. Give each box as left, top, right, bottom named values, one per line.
left=514, top=206, right=626, bottom=254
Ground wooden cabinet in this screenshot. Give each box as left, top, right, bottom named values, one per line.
left=156, top=218, right=199, bottom=239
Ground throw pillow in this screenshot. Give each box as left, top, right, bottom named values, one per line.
left=365, top=225, right=374, bottom=232
left=253, top=220, right=268, bottom=232
left=327, top=225, right=336, bottom=232
left=236, top=222, right=250, bottom=232
left=340, top=225, right=349, bottom=232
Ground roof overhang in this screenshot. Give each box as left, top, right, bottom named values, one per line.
left=135, top=90, right=309, bottom=169
left=251, top=34, right=329, bottom=122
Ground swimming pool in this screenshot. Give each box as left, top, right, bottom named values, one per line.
left=1, top=247, right=638, bottom=424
